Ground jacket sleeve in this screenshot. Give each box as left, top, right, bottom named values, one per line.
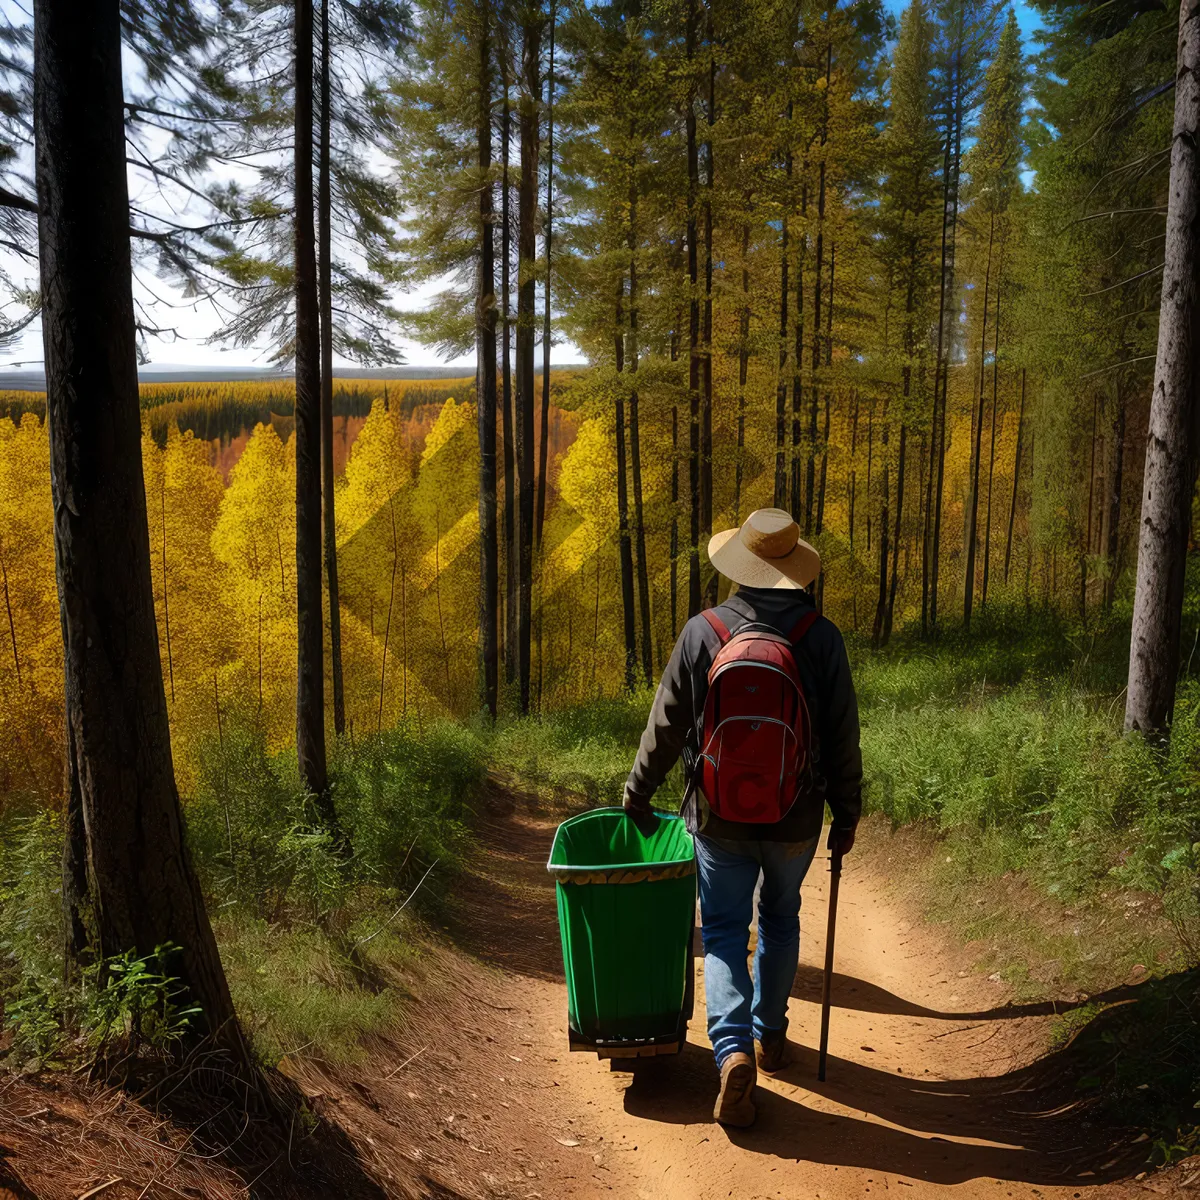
left=817, top=626, right=863, bottom=831
left=624, top=625, right=695, bottom=813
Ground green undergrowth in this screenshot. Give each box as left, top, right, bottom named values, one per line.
left=488, top=601, right=1200, bottom=1158
left=0, top=718, right=489, bottom=1069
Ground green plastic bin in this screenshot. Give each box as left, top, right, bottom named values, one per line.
left=547, top=807, right=696, bottom=1057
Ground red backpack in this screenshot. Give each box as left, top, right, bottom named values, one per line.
left=695, top=609, right=820, bottom=824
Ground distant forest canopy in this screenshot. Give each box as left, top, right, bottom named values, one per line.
left=0, top=0, right=1183, bottom=795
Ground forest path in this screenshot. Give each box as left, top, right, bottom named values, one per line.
left=439, top=798, right=1147, bottom=1200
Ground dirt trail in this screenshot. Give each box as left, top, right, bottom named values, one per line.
left=443, top=801, right=1147, bottom=1200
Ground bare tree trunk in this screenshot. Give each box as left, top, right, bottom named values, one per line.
left=872, top=409, right=890, bottom=645
left=981, top=272, right=1002, bottom=608
left=318, top=0, right=344, bottom=737
left=294, top=0, right=333, bottom=818
left=792, top=180, right=807, bottom=521
left=735, top=216, right=750, bottom=523
left=476, top=0, right=499, bottom=720
left=501, top=45, right=516, bottom=688
left=516, top=12, right=541, bottom=713
left=536, top=0, right=555, bottom=548
left=615, top=282, right=637, bottom=690
left=670, top=393, right=679, bottom=639
left=866, top=408, right=874, bottom=552
left=883, top=422, right=906, bottom=643
left=36, top=0, right=244, bottom=1054
left=628, top=176, right=653, bottom=686
left=805, top=39, right=833, bottom=535
left=848, top=391, right=860, bottom=554
left=774, top=114, right=791, bottom=511
left=929, top=51, right=963, bottom=633
left=1105, top=384, right=1126, bottom=610
left=963, top=210, right=995, bottom=631
left=1003, top=367, right=1026, bottom=585
left=701, top=40, right=716, bottom=606
left=1126, top=0, right=1200, bottom=735
left=686, top=0, right=702, bottom=617
left=816, top=242, right=834, bottom=536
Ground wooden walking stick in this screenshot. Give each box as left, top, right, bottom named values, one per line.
left=817, top=847, right=843, bottom=1082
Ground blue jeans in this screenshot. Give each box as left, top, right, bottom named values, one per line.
left=695, top=834, right=819, bottom=1068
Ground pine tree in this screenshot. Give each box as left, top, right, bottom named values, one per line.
left=962, top=10, right=1022, bottom=630
left=873, top=0, right=941, bottom=643
left=34, top=0, right=245, bottom=1059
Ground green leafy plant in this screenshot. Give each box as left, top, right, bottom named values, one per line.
left=83, top=944, right=202, bottom=1054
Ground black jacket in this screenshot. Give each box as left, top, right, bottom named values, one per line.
left=623, top=587, right=862, bottom=842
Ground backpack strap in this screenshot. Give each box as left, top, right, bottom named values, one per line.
left=700, top=608, right=733, bottom=644
left=788, top=610, right=820, bottom=643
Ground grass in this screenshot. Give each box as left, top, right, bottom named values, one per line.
left=0, top=717, right=489, bottom=1068
left=2, top=597, right=1198, bottom=1153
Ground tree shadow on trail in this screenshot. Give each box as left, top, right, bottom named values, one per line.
left=619, top=1038, right=1141, bottom=1187
left=790, top=961, right=1152, bottom=1022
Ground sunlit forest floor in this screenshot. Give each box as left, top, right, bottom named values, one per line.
left=2, top=600, right=1199, bottom=1194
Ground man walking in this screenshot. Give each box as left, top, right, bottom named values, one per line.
left=623, top=508, right=862, bottom=1128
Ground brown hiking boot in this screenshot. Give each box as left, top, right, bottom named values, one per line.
left=756, top=1030, right=790, bottom=1074
left=713, top=1052, right=757, bottom=1128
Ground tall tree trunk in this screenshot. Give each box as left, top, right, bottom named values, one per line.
left=805, top=39, right=832, bottom=535
left=1004, top=367, right=1026, bottom=585
left=775, top=103, right=792, bottom=512
left=848, top=391, right=860, bottom=553
left=735, top=215, right=750, bottom=523
left=929, top=51, right=963, bottom=633
left=317, top=0, right=344, bottom=737
left=515, top=13, right=540, bottom=713
left=816, top=242, right=834, bottom=536
left=701, top=39, right=716, bottom=606
left=628, top=173, right=653, bottom=686
left=921, top=367, right=938, bottom=636
left=36, top=0, right=244, bottom=1054
left=476, top=0, right=499, bottom=720
left=866, top=407, right=874, bottom=551
left=981, top=270, right=1002, bottom=608
left=872, top=409, right=890, bottom=644
left=294, top=0, right=332, bottom=816
left=1082, top=391, right=1099, bottom=621
left=1105, top=384, right=1126, bottom=610
left=670, top=394, right=680, bottom=639
left=615, top=282, right=637, bottom=689
left=686, top=0, right=702, bottom=617
left=501, top=47, right=516, bottom=687
left=1126, top=0, right=1200, bottom=734
left=791, top=180, right=807, bottom=521
left=884, top=423, right=907, bottom=642
left=963, top=210, right=994, bottom=631
left=536, top=0, right=555, bottom=548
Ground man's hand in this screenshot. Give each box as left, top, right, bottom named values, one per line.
left=827, top=824, right=856, bottom=859
left=623, top=797, right=660, bottom=839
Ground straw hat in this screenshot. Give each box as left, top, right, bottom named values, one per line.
left=707, top=508, right=821, bottom=590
